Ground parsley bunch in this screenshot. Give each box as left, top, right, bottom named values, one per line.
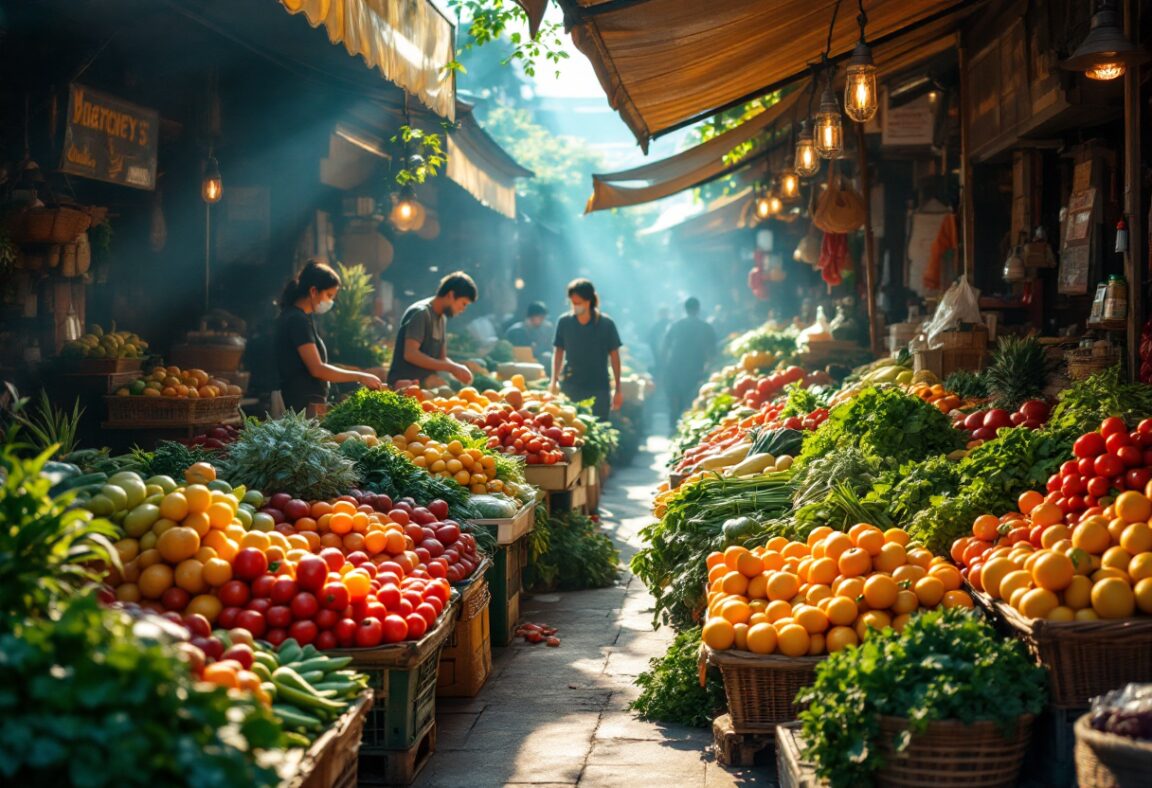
left=630, top=626, right=727, bottom=728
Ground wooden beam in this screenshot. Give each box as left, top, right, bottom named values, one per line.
left=958, top=38, right=974, bottom=279
left=1122, top=0, right=1143, bottom=382
left=856, top=122, right=882, bottom=357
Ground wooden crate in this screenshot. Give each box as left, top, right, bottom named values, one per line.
left=277, top=691, right=373, bottom=788
left=470, top=499, right=537, bottom=545
left=437, top=577, right=492, bottom=698
left=523, top=451, right=582, bottom=491
left=357, top=719, right=436, bottom=786
left=775, top=722, right=824, bottom=788
left=486, top=536, right=529, bottom=647
left=713, top=713, right=775, bottom=768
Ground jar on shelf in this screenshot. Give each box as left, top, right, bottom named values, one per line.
left=1103, top=274, right=1128, bottom=321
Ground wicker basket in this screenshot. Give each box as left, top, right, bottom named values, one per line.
left=1074, top=713, right=1152, bottom=788
left=169, top=343, right=246, bottom=372
left=105, top=394, right=241, bottom=426
left=1065, top=348, right=1121, bottom=380
left=985, top=596, right=1152, bottom=708
left=706, top=647, right=824, bottom=732
left=10, top=206, right=93, bottom=244
left=875, top=715, right=1033, bottom=787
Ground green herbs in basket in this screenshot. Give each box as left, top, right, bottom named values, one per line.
left=630, top=626, right=727, bottom=728
left=798, top=609, right=1046, bottom=788
left=221, top=412, right=357, bottom=498
left=322, top=388, right=423, bottom=437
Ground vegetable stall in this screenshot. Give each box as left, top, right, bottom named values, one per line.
left=630, top=325, right=1152, bottom=786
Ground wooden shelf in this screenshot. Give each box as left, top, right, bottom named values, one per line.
left=1086, top=319, right=1126, bottom=332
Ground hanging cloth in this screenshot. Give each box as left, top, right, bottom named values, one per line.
left=923, top=212, right=959, bottom=292
left=818, top=232, right=849, bottom=289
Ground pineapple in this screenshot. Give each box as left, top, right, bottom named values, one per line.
left=984, top=336, right=1056, bottom=410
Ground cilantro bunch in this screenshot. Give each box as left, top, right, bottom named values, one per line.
left=322, top=388, right=423, bottom=437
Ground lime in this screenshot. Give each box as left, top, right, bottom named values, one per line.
left=123, top=503, right=161, bottom=537
left=234, top=507, right=253, bottom=528
left=85, top=494, right=115, bottom=516
left=251, top=512, right=276, bottom=532
left=129, top=380, right=146, bottom=395
left=207, top=479, right=233, bottom=494
left=109, top=476, right=147, bottom=508
left=242, top=490, right=265, bottom=508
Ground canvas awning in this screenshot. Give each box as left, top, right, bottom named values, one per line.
left=448, top=106, right=535, bottom=219
left=278, top=0, right=456, bottom=120
left=586, top=84, right=807, bottom=213
left=559, top=0, right=972, bottom=148
left=648, top=187, right=756, bottom=239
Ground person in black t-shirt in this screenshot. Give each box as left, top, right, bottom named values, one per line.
left=662, top=296, right=717, bottom=428
left=274, top=260, right=381, bottom=415
left=550, top=278, right=623, bottom=422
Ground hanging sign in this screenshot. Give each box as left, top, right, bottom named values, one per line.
left=60, top=83, right=158, bottom=190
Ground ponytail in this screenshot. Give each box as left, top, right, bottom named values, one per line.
left=566, top=278, right=600, bottom=321
left=279, top=259, right=341, bottom=311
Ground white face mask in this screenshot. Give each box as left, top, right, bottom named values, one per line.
left=313, top=298, right=334, bottom=315
left=573, top=304, right=588, bottom=316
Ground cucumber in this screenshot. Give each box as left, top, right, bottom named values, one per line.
left=271, top=705, right=324, bottom=731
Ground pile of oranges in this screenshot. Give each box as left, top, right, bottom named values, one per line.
left=701, top=524, right=973, bottom=657
left=976, top=490, right=1152, bottom=620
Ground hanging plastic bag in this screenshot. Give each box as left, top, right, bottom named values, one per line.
left=795, top=222, right=822, bottom=265
left=918, top=277, right=983, bottom=349
left=798, top=305, right=833, bottom=348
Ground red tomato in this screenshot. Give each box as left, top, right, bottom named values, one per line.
left=1105, top=432, right=1131, bottom=454
left=405, top=613, right=427, bottom=639
left=426, top=579, right=451, bottom=605
left=1127, top=467, right=1152, bottom=490
left=316, top=631, right=339, bottom=651
left=1061, top=475, right=1085, bottom=496
left=1046, top=474, right=1061, bottom=492
left=426, top=561, right=447, bottom=579
left=1077, top=457, right=1097, bottom=476
left=233, top=549, right=268, bottom=582
left=1100, top=417, right=1128, bottom=438
left=1138, top=418, right=1152, bottom=434
left=1095, top=453, right=1125, bottom=478
left=415, top=602, right=439, bottom=628
left=1087, top=476, right=1111, bottom=498
left=251, top=574, right=276, bottom=599
left=1065, top=495, right=1087, bottom=512
left=295, top=556, right=329, bottom=594
left=1117, top=445, right=1142, bottom=467
left=264, top=628, right=288, bottom=648
left=1074, top=432, right=1106, bottom=458
left=218, top=580, right=250, bottom=608
left=335, top=618, right=357, bottom=647
left=266, top=605, right=293, bottom=629
left=376, top=584, right=401, bottom=611
left=355, top=618, right=384, bottom=648
left=1007, top=527, right=1030, bottom=544
left=320, top=582, right=350, bottom=611
left=217, top=606, right=242, bottom=629
left=289, top=620, right=319, bottom=646
left=235, top=609, right=266, bottom=638
left=270, top=577, right=297, bottom=605
left=315, top=608, right=340, bottom=631
left=319, top=547, right=345, bottom=573
left=424, top=595, right=444, bottom=616
left=1028, top=524, right=1046, bottom=547
left=290, top=592, right=319, bottom=620
left=246, top=598, right=272, bottom=614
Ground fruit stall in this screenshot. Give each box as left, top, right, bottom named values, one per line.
left=629, top=323, right=1152, bottom=787
left=0, top=375, right=621, bottom=786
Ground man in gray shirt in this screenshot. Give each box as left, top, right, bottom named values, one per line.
left=386, top=272, right=478, bottom=387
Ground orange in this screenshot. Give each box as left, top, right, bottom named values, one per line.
left=848, top=523, right=879, bottom=543
left=906, top=548, right=934, bottom=569
left=1121, top=523, right=1152, bottom=555
left=184, top=484, right=212, bottom=515
left=1063, top=575, right=1093, bottom=610
left=914, top=575, right=947, bottom=607
left=702, top=618, right=736, bottom=650
left=825, top=596, right=858, bottom=626
left=765, top=600, right=793, bottom=622
left=1102, top=546, right=1132, bottom=573
left=891, top=613, right=912, bottom=633
left=185, top=594, right=222, bottom=622
left=883, top=528, right=910, bottom=547
left=328, top=512, right=354, bottom=535
left=1047, top=606, right=1076, bottom=621
left=138, top=564, right=174, bottom=599
left=873, top=542, right=907, bottom=573
left=708, top=564, right=728, bottom=584
left=342, top=533, right=366, bottom=554
left=761, top=551, right=785, bottom=572
left=766, top=572, right=800, bottom=601
left=891, top=589, right=919, bottom=615
left=808, top=633, right=826, bottom=655
left=805, top=584, right=833, bottom=605
left=736, top=551, right=764, bottom=578
left=835, top=576, right=865, bottom=601
left=1091, top=577, right=1136, bottom=619
left=1114, top=491, right=1152, bottom=524
left=781, top=541, right=809, bottom=560
left=310, top=500, right=333, bottom=519
left=821, top=532, right=852, bottom=563
left=721, top=571, right=750, bottom=596
left=855, top=529, right=885, bottom=557
left=766, top=536, right=789, bottom=553
left=206, top=502, right=234, bottom=530
left=174, top=559, right=207, bottom=594
left=1107, top=518, right=1129, bottom=544
left=793, top=605, right=829, bottom=635
left=115, top=583, right=141, bottom=603
left=776, top=624, right=811, bottom=657
left=1031, top=502, right=1064, bottom=527
left=892, top=564, right=927, bottom=585
left=1017, top=588, right=1058, bottom=618
left=351, top=512, right=371, bottom=534
left=1129, top=553, right=1152, bottom=582
left=720, top=598, right=752, bottom=625
left=746, top=574, right=769, bottom=600
left=1092, top=567, right=1130, bottom=584
left=807, top=557, right=838, bottom=586
left=1032, top=551, right=1075, bottom=591
left=239, top=531, right=271, bottom=552
left=1018, top=490, right=1045, bottom=515
left=807, top=526, right=834, bottom=547
left=1075, top=608, right=1100, bottom=622
left=202, top=557, right=232, bottom=586
left=203, top=531, right=238, bottom=562
left=706, top=551, right=726, bottom=570
left=863, top=575, right=899, bottom=610
left=746, top=623, right=778, bottom=655
left=1040, top=525, right=1071, bottom=549
left=837, top=548, right=871, bottom=578
left=1072, top=519, right=1111, bottom=554
left=159, top=492, right=189, bottom=521
left=157, top=527, right=200, bottom=564
left=1134, top=578, right=1152, bottom=614
left=331, top=500, right=357, bottom=515
left=183, top=511, right=211, bottom=538
left=732, top=623, right=750, bottom=651
left=855, top=610, right=892, bottom=640
left=363, top=530, right=388, bottom=554
left=998, top=569, right=1034, bottom=602
left=979, top=557, right=1016, bottom=599
left=825, top=625, right=859, bottom=653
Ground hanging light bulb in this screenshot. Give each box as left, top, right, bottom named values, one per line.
left=779, top=164, right=800, bottom=201
left=1062, top=0, right=1149, bottom=80
left=390, top=185, right=421, bottom=232
left=844, top=4, right=879, bottom=122
left=201, top=154, right=222, bottom=203
left=794, top=121, right=820, bottom=177
left=768, top=192, right=783, bottom=216
left=813, top=75, right=844, bottom=159
left=754, top=190, right=774, bottom=220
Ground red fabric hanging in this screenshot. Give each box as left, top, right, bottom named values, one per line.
left=818, top=232, right=848, bottom=288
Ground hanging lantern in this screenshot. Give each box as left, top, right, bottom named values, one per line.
left=754, top=190, right=774, bottom=220
left=844, top=46, right=878, bottom=122
left=794, top=121, right=820, bottom=177
left=390, top=185, right=422, bottom=232
left=1062, top=0, right=1149, bottom=80
left=813, top=77, right=844, bottom=159
left=779, top=164, right=801, bottom=201
left=201, top=154, right=222, bottom=203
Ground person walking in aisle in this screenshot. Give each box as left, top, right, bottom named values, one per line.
left=550, top=279, right=623, bottom=422
left=387, top=272, right=478, bottom=388
left=662, top=296, right=717, bottom=430
left=504, top=301, right=552, bottom=366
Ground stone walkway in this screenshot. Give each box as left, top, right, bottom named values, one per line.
left=415, top=439, right=774, bottom=787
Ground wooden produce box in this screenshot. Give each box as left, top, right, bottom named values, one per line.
left=584, top=465, right=600, bottom=513
left=469, top=499, right=537, bottom=546
left=104, top=393, right=241, bottom=427
left=776, top=722, right=826, bottom=788
left=437, top=576, right=492, bottom=698
left=275, top=691, right=373, bottom=788
left=523, top=450, right=582, bottom=492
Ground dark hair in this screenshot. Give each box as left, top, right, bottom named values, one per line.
left=437, top=271, right=478, bottom=301
left=567, top=278, right=599, bottom=319
left=685, top=297, right=701, bottom=314
left=280, top=260, right=341, bottom=310
left=526, top=301, right=548, bottom=318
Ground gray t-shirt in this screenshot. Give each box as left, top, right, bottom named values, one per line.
left=387, top=298, right=445, bottom=386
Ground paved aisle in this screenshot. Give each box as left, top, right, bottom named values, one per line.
left=415, top=439, right=772, bottom=787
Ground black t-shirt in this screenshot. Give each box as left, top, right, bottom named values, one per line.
left=663, top=315, right=717, bottom=381
left=275, top=306, right=328, bottom=410
left=387, top=298, right=445, bottom=386
left=553, top=312, right=622, bottom=390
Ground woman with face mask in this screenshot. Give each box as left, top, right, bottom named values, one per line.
left=274, top=260, right=381, bottom=417
left=550, top=278, right=623, bottom=421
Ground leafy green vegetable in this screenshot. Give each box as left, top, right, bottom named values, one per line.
left=577, top=413, right=620, bottom=467
left=5, top=390, right=84, bottom=459
left=1048, top=365, right=1152, bottom=433
left=486, top=339, right=515, bottom=364
left=325, top=262, right=385, bottom=368
left=780, top=383, right=829, bottom=418
left=526, top=510, right=619, bottom=591
left=799, top=609, right=1046, bottom=788
left=322, top=388, right=423, bottom=437
left=630, top=626, right=727, bottom=728
left=419, top=411, right=474, bottom=444
left=942, top=370, right=989, bottom=399
left=340, top=441, right=478, bottom=521
left=138, top=440, right=218, bottom=480
left=0, top=594, right=282, bottom=786
left=867, top=456, right=962, bottom=526
left=0, top=446, right=120, bottom=624
left=725, top=325, right=800, bottom=358
left=221, top=412, right=357, bottom=498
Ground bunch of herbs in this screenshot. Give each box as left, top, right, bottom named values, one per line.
left=221, top=412, right=357, bottom=498
left=322, top=388, right=423, bottom=437
left=630, top=626, right=727, bottom=728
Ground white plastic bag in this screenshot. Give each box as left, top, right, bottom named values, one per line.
left=918, top=277, right=982, bottom=349
left=797, top=306, right=833, bottom=348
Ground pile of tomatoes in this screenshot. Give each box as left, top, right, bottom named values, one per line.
left=731, top=366, right=808, bottom=409
left=478, top=406, right=578, bottom=464
left=951, top=400, right=1051, bottom=442
left=1046, top=417, right=1152, bottom=516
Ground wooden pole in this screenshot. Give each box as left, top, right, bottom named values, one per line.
left=855, top=121, right=881, bottom=357
left=957, top=37, right=974, bottom=279
left=1122, top=0, right=1143, bottom=382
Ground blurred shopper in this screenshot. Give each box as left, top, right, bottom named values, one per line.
left=646, top=306, right=671, bottom=379
left=505, top=301, right=552, bottom=366
left=662, top=297, right=717, bottom=429
left=550, top=279, right=623, bottom=421
left=387, top=271, right=478, bottom=388
left=274, top=260, right=381, bottom=417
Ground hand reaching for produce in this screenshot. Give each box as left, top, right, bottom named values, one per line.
left=358, top=372, right=382, bottom=390
left=449, top=362, right=474, bottom=385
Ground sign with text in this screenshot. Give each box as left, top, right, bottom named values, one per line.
left=61, top=84, right=158, bottom=190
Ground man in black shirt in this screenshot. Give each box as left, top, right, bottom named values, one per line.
left=662, top=297, right=717, bottom=428
left=387, top=272, right=478, bottom=388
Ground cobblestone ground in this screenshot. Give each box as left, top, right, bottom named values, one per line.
left=414, top=439, right=774, bottom=788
